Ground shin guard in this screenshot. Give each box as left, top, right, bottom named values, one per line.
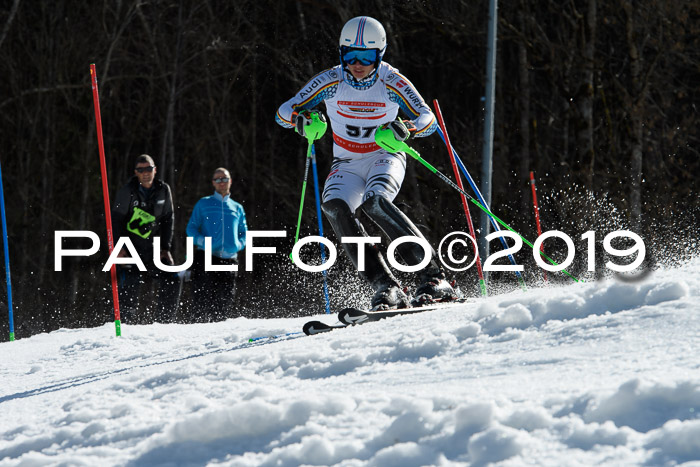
left=360, top=196, right=441, bottom=275
left=321, top=198, right=398, bottom=290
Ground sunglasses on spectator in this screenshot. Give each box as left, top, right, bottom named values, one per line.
left=135, top=166, right=155, bottom=173
left=213, top=177, right=230, bottom=183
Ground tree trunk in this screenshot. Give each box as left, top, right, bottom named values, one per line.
left=575, top=0, right=596, bottom=189
left=517, top=4, right=532, bottom=219
left=161, top=0, right=184, bottom=194
left=623, top=0, right=644, bottom=231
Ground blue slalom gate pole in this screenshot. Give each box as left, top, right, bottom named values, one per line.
left=0, top=160, right=15, bottom=341
left=311, top=145, right=331, bottom=314
left=436, top=127, right=527, bottom=291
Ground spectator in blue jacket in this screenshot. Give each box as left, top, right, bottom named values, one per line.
left=186, top=168, right=247, bottom=321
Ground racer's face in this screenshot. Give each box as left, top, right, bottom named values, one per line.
left=349, top=63, right=375, bottom=81
left=134, top=163, right=156, bottom=188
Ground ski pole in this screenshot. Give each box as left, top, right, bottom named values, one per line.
left=376, top=126, right=527, bottom=289
left=290, top=111, right=328, bottom=261
left=435, top=127, right=529, bottom=289
left=290, top=148, right=312, bottom=261
left=433, top=100, right=487, bottom=296
left=249, top=331, right=304, bottom=342
left=530, top=171, right=547, bottom=282
left=90, top=64, right=122, bottom=337
left=0, top=160, right=15, bottom=341
left=375, top=127, right=581, bottom=283
left=311, top=145, right=331, bottom=314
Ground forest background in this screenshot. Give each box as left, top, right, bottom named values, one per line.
left=1, top=0, right=698, bottom=341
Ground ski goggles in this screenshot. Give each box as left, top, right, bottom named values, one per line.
left=135, top=166, right=155, bottom=173
left=341, top=47, right=378, bottom=66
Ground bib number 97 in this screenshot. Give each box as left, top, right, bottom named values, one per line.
left=346, top=125, right=377, bottom=138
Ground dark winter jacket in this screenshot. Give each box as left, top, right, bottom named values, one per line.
left=112, top=176, right=174, bottom=261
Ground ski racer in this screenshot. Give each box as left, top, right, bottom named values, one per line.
left=276, top=16, right=457, bottom=309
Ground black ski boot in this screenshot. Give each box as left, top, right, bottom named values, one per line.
left=413, top=269, right=458, bottom=305
left=370, top=279, right=411, bottom=311
left=359, top=196, right=455, bottom=306
left=322, top=198, right=411, bottom=311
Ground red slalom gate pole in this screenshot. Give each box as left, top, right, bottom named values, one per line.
left=530, top=171, right=547, bottom=283
left=90, top=64, right=122, bottom=336
left=433, top=99, right=487, bottom=296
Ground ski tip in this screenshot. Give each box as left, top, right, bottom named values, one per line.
left=338, top=307, right=369, bottom=325
left=303, top=320, right=335, bottom=336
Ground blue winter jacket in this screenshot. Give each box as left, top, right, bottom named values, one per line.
left=186, top=192, right=247, bottom=259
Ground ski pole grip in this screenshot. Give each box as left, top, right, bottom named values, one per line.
left=301, top=111, right=328, bottom=142
left=374, top=125, right=409, bottom=153
left=375, top=126, right=439, bottom=173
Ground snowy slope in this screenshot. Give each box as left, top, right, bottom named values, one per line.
left=1, top=259, right=699, bottom=466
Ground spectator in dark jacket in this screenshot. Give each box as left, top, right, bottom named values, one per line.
left=112, top=154, right=181, bottom=323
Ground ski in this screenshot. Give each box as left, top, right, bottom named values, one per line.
left=302, top=320, right=347, bottom=336
left=301, top=299, right=469, bottom=336
left=338, top=298, right=469, bottom=325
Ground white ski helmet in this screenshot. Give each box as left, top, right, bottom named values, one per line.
left=339, top=16, right=387, bottom=55
left=338, top=16, right=387, bottom=89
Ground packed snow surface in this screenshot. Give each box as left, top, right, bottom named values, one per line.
left=1, top=259, right=699, bottom=466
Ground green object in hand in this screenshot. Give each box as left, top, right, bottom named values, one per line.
left=296, top=110, right=328, bottom=142
left=127, top=207, right=156, bottom=239
left=375, top=124, right=410, bottom=154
